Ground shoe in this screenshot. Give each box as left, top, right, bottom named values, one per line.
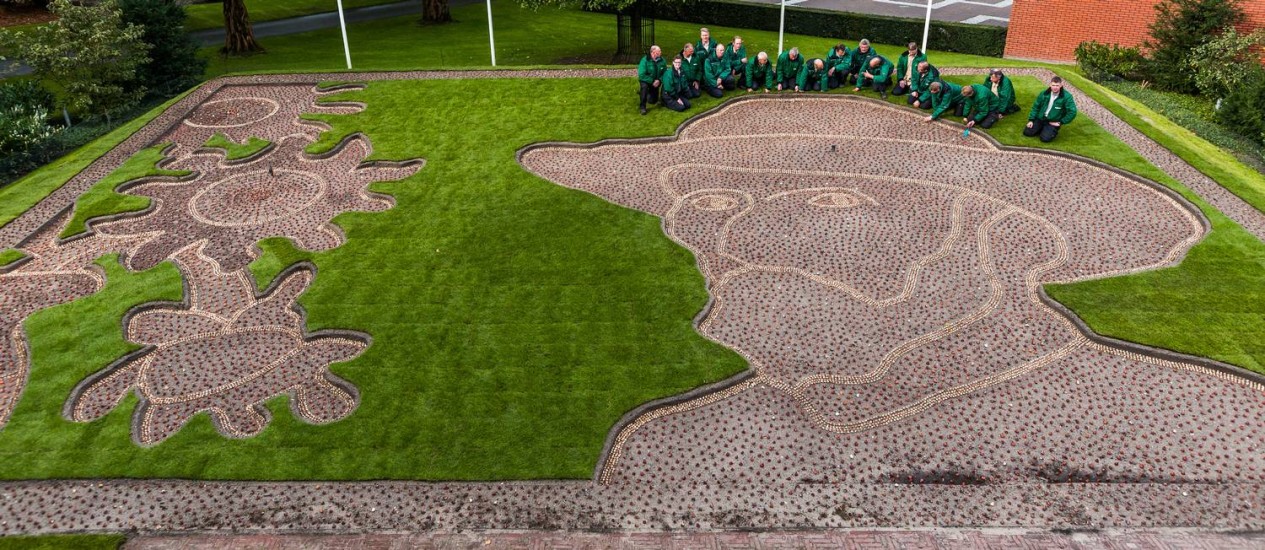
left=640, top=107, right=647, bottom=115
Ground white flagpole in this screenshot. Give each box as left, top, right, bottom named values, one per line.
left=778, top=0, right=786, bottom=55
left=336, top=0, right=352, bottom=69
left=921, top=0, right=932, bottom=53
left=487, top=0, right=497, bottom=66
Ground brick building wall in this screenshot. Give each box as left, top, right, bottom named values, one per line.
left=1005, top=0, right=1265, bottom=62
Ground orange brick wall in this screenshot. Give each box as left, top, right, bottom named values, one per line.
left=1005, top=0, right=1265, bottom=62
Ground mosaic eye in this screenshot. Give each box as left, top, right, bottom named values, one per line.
left=691, top=194, right=739, bottom=211
left=808, top=192, right=865, bottom=208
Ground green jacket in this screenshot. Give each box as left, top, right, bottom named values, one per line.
left=696, top=38, right=720, bottom=60
left=776, top=51, right=805, bottom=83
left=848, top=45, right=879, bottom=72
left=911, top=64, right=941, bottom=96
left=679, top=51, right=703, bottom=82
left=826, top=46, right=851, bottom=73
left=929, top=80, right=964, bottom=120
left=895, top=50, right=927, bottom=83
left=727, top=43, right=748, bottom=65
left=637, top=54, right=666, bottom=85
left=661, top=67, right=688, bottom=99
left=859, top=55, right=892, bottom=82
left=1028, top=87, right=1078, bottom=124
left=983, top=74, right=1017, bottom=113
left=704, top=51, right=733, bottom=82
left=747, top=58, right=774, bottom=89
left=797, top=59, right=829, bottom=90
left=961, top=83, right=995, bottom=122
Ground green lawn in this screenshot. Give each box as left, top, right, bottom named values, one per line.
left=185, top=0, right=407, bottom=32
left=203, top=134, right=271, bottom=160
left=0, top=534, right=126, bottom=550
left=60, top=144, right=186, bottom=239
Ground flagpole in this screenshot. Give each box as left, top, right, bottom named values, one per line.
left=778, top=0, right=786, bottom=55
left=921, top=0, right=932, bottom=52
left=487, top=0, right=497, bottom=66
left=336, top=0, right=352, bottom=69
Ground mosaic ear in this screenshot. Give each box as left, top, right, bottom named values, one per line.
left=519, top=143, right=678, bottom=217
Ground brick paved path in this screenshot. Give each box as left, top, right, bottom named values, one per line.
left=1, top=69, right=1264, bottom=536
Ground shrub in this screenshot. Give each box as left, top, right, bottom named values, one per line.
left=1189, top=26, right=1265, bottom=100
left=1218, top=65, right=1265, bottom=146
left=119, top=0, right=207, bottom=98
left=0, top=80, right=56, bottom=114
left=1074, top=41, right=1146, bottom=82
left=1145, top=0, right=1244, bottom=93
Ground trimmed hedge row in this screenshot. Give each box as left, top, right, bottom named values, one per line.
left=626, top=0, right=1006, bottom=57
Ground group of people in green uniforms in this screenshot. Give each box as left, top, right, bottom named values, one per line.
left=637, top=28, right=1079, bottom=142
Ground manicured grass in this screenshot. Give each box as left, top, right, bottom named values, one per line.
left=0, top=249, right=25, bottom=267
left=0, top=534, right=126, bottom=550
left=0, top=78, right=746, bottom=480
left=204, top=133, right=271, bottom=160
left=184, top=0, right=405, bottom=31
left=60, top=144, right=187, bottom=239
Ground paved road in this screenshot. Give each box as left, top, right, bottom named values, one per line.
left=737, top=0, right=1011, bottom=26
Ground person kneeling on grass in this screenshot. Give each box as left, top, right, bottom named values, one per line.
left=728, top=36, right=748, bottom=84
left=909, top=62, right=940, bottom=109
left=776, top=47, right=805, bottom=91
left=660, top=56, right=692, bottom=112
left=847, top=39, right=879, bottom=85
left=703, top=44, right=735, bottom=98
left=854, top=55, right=893, bottom=99
left=679, top=43, right=703, bottom=99
left=984, top=69, right=1019, bottom=116
left=922, top=80, right=966, bottom=122
left=637, top=45, right=666, bottom=115
left=959, top=83, right=999, bottom=129
left=798, top=58, right=830, bottom=92
left=1025, top=76, right=1077, bottom=143
left=893, top=42, right=927, bottom=96
left=826, top=43, right=851, bottom=89
left=747, top=51, right=775, bottom=92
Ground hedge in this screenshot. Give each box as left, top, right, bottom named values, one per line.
left=620, top=0, right=1006, bottom=57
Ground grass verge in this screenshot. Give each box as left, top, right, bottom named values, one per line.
left=60, top=144, right=187, bottom=239
left=0, top=534, right=126, bottom=550
left=203, top=134, right=271, bottom=160
left=184, top=0, right=406, bottom=31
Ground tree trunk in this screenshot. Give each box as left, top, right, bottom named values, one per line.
left=421, top=0, right=451, bottom=24
left=222, top=0, right=264, bottom=55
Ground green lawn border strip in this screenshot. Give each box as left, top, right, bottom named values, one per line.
left=517, top=93, right=1265, bottom=483
left=193, top=139, right=277, bottom=165
left=68, top=145, right=204, bottom=241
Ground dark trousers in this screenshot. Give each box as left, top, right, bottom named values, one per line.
left=1024, top=120, right=1061, bottom=142
left=779, top=77, right=796, bottom=90
left=953, top=103, right=966, bottom=118
left=703, top=78, right=730, bottom=98
left=639, top=81, right=660, bottom=109
left=979, top=111, right=1001, bottom=129
left=684, top=81, right=702, bottom=99
left=731, top=66, right=745, bottom=84
left=892, top=80, right=912, bottom=95
left=858, top=76, right=890, bottom=93
left=661, top=93, right=691, bottom=112
left=804, top=81, right=821, bottom=91
left=906, top=93, right=920, bottom=106
left=828, top=72, right=850, bottom=89
left=917, top=98, right=933, bottom=110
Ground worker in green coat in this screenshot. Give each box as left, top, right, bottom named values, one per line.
left=909, top=62, right=940, bottom=109
left=798, top=58, right=830, bottom=92
left=727, top=36, right=748, bottom=84
left=923, top=80, right=965, bottom=121
left=637, top=45, right=666, bottom=115
left=846, top=39, right=879, bottom=85
left=893, top=42, right=928, bottom=96
left=702, top=44, right=735, bottom=97
left=984, top=69, right=1019, bottom=115
left=958, top=83, right=998, bottom=128
left=826, top=43, right=851, bottom=89
left=660, top=56, right=692, bottom=112
left=855, top=55, right=893, bottom=98
left=1025, top=76, right=1078, bottom=142
left=678, top=42, right=703, bottom=99
left=776, top=47, right=805, bottom=91
left=695, top=27, right=718, bottom=65
left=747, top=51, right=775, bottom=92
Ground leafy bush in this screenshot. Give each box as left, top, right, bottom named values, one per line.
left=0, top=80, right=55, bottom=114
left=1189, top=26, right=1265, bottom=100
left=1145, top=0, right=1244, bottom=93
left=0, top=105, right=58, bottom=154
left=1074, top=41, right=1146, bottom=82
left=631, top=0, right=1006, bottom=57
left=1218, top=66, right=1265, bottom=146
left=119, top=0, right=207, bottom=98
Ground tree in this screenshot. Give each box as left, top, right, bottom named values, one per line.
left=222, top=0, right=264, bottom=55
left=1189, top=27, right=1265, bottom=100
left=0, top=0, right=151, bottom=123
left=1145, top=0, right=1245, bottom=93
left=120, top=0, right=208, bottom=98
left=422, top=0, right=452, bottom=24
